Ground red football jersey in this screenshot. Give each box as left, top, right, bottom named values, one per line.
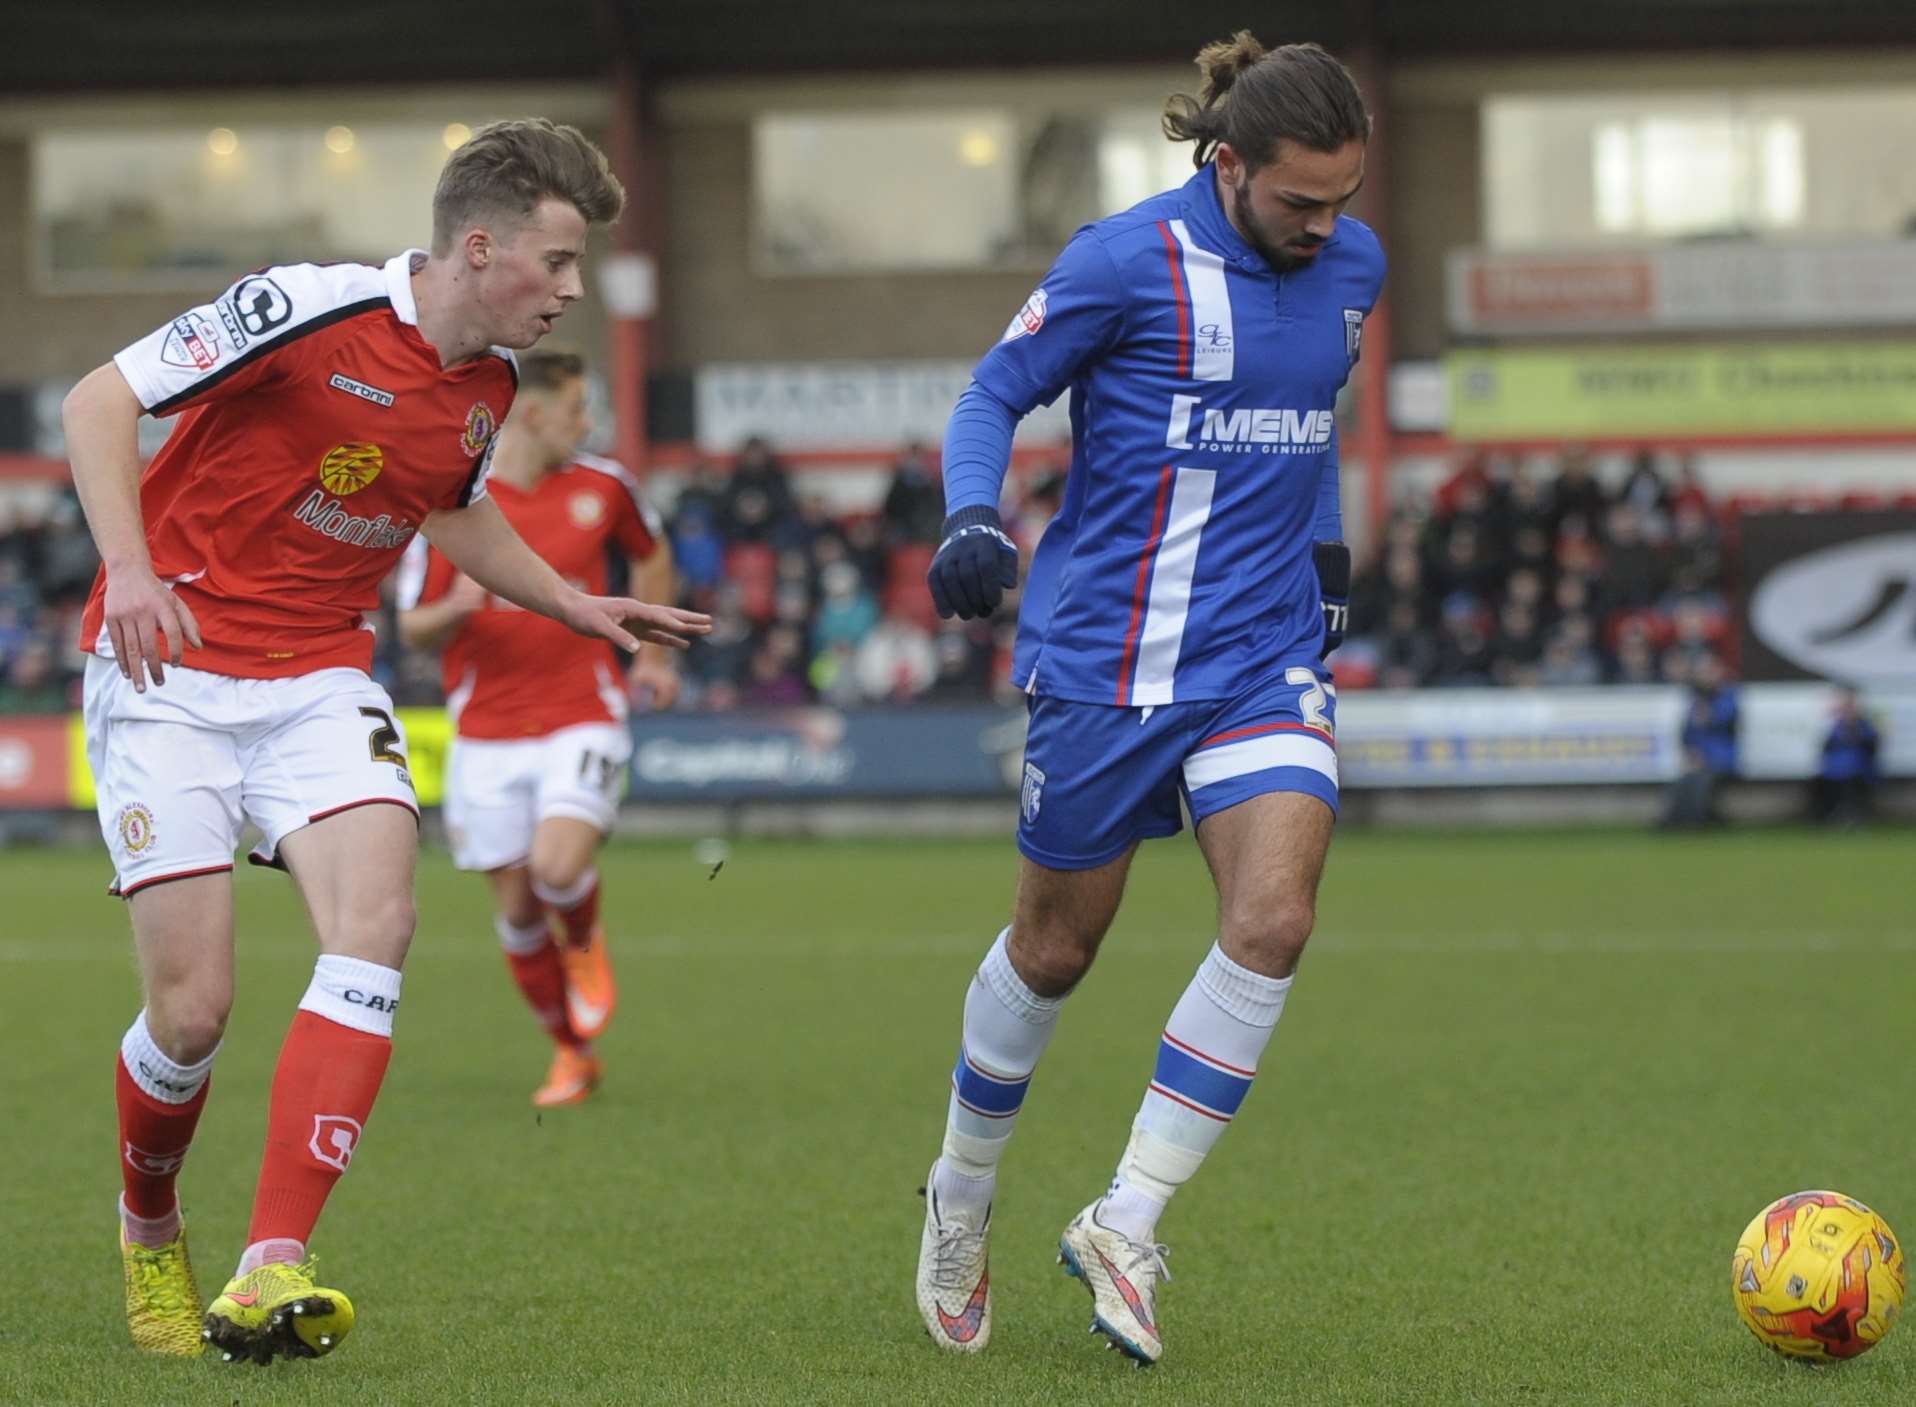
left=397, top=453, right=663, bottom=739
left=80, top=253, right=516, bottom=678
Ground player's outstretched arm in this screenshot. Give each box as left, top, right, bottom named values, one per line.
left=63, top=364, right=202, bottom=692
left=421, top=498, right=711, bottom=651
left=395, top=573, right=488, bottom=652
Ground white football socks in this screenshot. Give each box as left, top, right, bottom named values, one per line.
left=1100, top=942, right=1292, bottom=1243
left=933, top=927, right=1064, bottom=1221
left=121, top=1009, right=217, bottom=1104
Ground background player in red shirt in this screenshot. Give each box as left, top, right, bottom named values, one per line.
left=61, top=119, right=710, bottom=1365
left=397, top=349, right=679, bottom=1107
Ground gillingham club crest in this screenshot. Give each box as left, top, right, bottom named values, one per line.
left=1021, top=762, right=1045, bottom=824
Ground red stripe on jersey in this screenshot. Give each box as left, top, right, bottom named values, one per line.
left=1158, top=221, right=1191, bottom=379
left=1195, top=721, right=1335, bottom=751
left=1115, top=465, right=1176, bottom=706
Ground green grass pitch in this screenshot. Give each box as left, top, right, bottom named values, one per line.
left=1, top=826, right=1911, bottom=1405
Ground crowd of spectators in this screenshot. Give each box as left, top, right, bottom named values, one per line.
left=0, top=437, right=1884, bottom=723
left=0, top=488, right=98, bottom=713
left=383, top=435, right=1060, bottom=712
left=1343, top=447, right=1734, bottom=690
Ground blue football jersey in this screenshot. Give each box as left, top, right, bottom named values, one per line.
left=973, top=165, right=1385, bottom=705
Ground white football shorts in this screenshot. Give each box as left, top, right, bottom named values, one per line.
left=83, top=656, right=419, bottom=897
left=442, top=722, right=631, bottom=872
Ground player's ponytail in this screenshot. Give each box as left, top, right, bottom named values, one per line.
left=1162, top=34, right=1371, bottom=171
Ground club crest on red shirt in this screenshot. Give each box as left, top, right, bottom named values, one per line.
left=461, top=401, right=498, bottom=458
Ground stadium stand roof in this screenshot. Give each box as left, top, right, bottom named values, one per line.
left=8, top=0, right=1916, bottom=91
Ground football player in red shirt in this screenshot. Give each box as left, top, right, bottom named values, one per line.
left=62, top=119, right=710, bottom=1365
left=397, top=349, right=678, bottom=1108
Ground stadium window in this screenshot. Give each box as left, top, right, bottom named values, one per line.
left=1484, top=88, right=1914, bottom=247
left=31, top=119, right=505, bottom=291
left=753, top=106, right=1192, bottom=274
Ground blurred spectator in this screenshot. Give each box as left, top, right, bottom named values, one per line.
left=1811, top=687, right=1881, bottom=827
left=721, top=436, right=799, bottom=544
left=1661, top=655, right=1738, bottom=829
left=1609, top=619, right=1661, bottom=686
left=1666, top=503, right=1722, bottom=589
left=1430, top=522, right=1500, bottom=608
left=1549, top=445, right=1608, bottom=532
left=1538, top=615, right=1603, bottom=688
left=811, top=560, right=879, bottom=656
left=1489, top=599, right=1544, bottom=687
left=673, top=457, right=732, bottom=537
left=682, top=585, right=755, bottom=709
left=854, top=614, right=937, bottom=701
left=1433, top=596, right=1495, bottom=686
left=740, top=624, right=810, bottom=707
left=0, top=638, right=66, bottom=713
left=1668, top=455, right=1711, bottom=517
left=880, top=441, right=945, bottom=545
left=1375, top=599, right=1438, bottom=689
left=924, top=623, right=996, bottom=702
left=1617, top=450, right=1671, bottom=536
left=670, top=502, right=726, bottom=599
left=1595, top=503, right=1663, bottom=614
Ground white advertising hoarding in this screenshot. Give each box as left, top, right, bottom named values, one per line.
left=695, top=360, right=1070, bottom=452
left=1447, top=243, right=1916, bottom=336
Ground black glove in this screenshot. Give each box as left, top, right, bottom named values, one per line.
left=928, top=506, right=1020, bottom=620
left=1313, top=540, right=1351, bottom=657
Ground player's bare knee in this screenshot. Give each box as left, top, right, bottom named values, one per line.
left=500, top=896, right=544, bottom=930
left=528, top=853, right=589, bottom=897
left=147, top=997, right=230, bottom=1065
left=1221, top=897, right=1315, bottom=976
left=1007, top=922, right=1100, bottom=998
left=332, top=892, right=417, bottom=967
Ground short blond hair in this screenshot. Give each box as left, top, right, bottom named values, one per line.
left=431, top=118, right=625, bottom=255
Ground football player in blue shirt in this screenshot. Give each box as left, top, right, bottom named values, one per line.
left=914, top=34, right=1384, bottom=1365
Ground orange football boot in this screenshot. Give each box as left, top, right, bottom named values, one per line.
left=532, top=1045, right=601, bottom=1108
left=558, top=925, right=617, bottom=1040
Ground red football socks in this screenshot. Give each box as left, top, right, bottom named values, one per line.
left=247, top=961, right=397, bottom=1248
left=505, top=944, right=585, bottom=1047
left=116, top=1055, right=210, bottom=1225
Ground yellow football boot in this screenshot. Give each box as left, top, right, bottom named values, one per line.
left=203, top=1258, right=355, bottom=1365
left=120, top=1223, right=205, bottom=1356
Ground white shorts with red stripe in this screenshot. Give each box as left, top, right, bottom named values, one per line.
left=82, top=656, right=418, bottom=897
left=442, top=722, right=631, bottom=872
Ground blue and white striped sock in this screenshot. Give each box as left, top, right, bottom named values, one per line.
left=1101, top=943, right=1291, bottom=1242
left=932, top=927, right=1064, bottom=1220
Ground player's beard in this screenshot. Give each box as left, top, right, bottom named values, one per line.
left=1231, top=177, right=1325, bottom=274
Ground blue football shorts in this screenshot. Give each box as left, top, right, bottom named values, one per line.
left=1016, top=662, right=1337, bottom=871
